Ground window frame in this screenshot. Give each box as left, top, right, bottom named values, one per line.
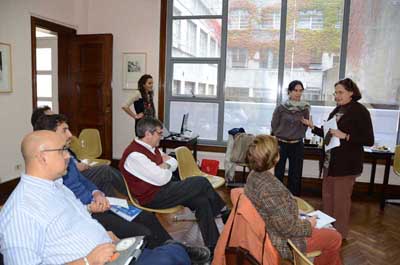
left=163, top=0, right=400, bottom=147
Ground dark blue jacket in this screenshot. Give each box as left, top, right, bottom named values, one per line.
left=62, top=157, right=98, bottom=204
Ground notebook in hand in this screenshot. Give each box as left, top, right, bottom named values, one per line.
left=106, top=236, right=146, bottom=265
left=110, top=205, right=142, bottom=222
left=307, top=210, right=336, bottom=228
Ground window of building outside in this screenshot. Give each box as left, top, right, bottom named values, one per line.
left=166, top=0, right=400, bottom=148
left=229, top=9, right=250, bottom=29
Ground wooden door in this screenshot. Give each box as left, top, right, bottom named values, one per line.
left=70, top=34, right=113, bottom=159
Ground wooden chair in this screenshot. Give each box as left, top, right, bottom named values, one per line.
left=287, top=239, right=321, bottom=265
left=121, top=176, right=183, bottom=214
left=175, top=146, right=225, bottom=189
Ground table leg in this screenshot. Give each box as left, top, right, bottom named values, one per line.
left=368, top=159, right=376, bottom=196
left=380, top=157, right=391, bottom=210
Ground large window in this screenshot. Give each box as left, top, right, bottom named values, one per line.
left=166, top=0, right=400, bottom=148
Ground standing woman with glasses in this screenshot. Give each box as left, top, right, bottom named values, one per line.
left=122, top=74, right=156, bottom=135
left=271, top=80, right=310, bottom=196
left=301, top=78, right=374, bottom=239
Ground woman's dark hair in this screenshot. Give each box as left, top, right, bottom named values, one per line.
left=334, top=78, right=362, bottom=101
left=287, top=80, right=304, bottom=94
left=138, top=74, right=154, bottom=98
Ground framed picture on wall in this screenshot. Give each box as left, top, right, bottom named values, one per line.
left=122, top=52, right=146, bottom=90
left=0, top=42, right=12, bottom=93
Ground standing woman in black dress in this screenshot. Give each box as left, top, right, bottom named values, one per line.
left=122, top=74, right=156, bottom=135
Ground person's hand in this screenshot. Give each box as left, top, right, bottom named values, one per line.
left=76, top=162, right=90, bottom=171
left=307, top=216, right=317, bottom=228
left=87, top=243, right=116, bottom=265
left=329, top=129, right=347, bottom=139
left=135, top=113, right=144, bottom=120
left=301, top=116, right=314, bottom=129
left=162, top=154, right=171, bottom=163
left=93, top=191, right=110, bottom=211
left=107, top=231, right=120, bottom=243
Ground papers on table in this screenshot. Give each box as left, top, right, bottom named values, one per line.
left=107, top=197, right=129, bottom=209
left=307, top=210, right=336, bottom=228
left=323, top=118, right=341, bottom=151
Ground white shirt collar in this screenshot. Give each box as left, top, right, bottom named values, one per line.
left=135, top=138, right=156, bottom=154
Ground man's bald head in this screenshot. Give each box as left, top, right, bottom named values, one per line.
left=21, top=131, right=69, bottom=179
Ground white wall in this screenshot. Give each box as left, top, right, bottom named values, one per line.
left=86, top=0, right=161, bottom=159
left=0, top=0, right=88, bottom=183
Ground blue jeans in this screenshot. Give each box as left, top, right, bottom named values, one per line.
left=135, top=244, right=190, bottom=265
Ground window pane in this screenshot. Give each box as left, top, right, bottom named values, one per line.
left=346, top=0, right=400, bottom=148
left=223, top=101, right=274, bottom=140
left=37, top=74, right=52, bottom=97
left=173, top=0, right=222, bottom=16
left=169, top=101, right=218, bottom=140
left=284, top=0, right=344, bottom=103
left=224, top=0, right=282, bottom=139
left=172, top=63, right=218, bottom=98
left=36, top=48, right=52, bottom=71
left=172, top=19, right=221, bottom=58
left=37, top=100, right=53, bottom=109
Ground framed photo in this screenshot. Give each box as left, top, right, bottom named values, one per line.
left=0, top=42, right=12, bottom=93
left=122, top=52, right=146, bottom=90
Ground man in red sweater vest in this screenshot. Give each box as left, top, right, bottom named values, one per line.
left=119, top=117, right=227, bottom=253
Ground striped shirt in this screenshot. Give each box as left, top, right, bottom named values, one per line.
left=0, top=174, right=111, bottom=265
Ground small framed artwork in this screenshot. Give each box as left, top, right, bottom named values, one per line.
left=0, top=42, right=12, bottom=93
left=122, top=52, right=146, bottom=90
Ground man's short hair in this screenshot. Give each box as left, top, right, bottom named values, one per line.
left=31, top=106, right=51, bottom=128
left=34, top=114, right=68, bottom=132
left=136, top=117, right=163, bottom=138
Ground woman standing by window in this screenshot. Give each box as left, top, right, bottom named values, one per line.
left=302, top=78, right=374, bottom=239
left=271, top=80, right=310, bottom=196
left=122, top=74, right=156, bottom=135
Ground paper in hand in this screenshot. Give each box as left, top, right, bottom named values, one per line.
left=323, top=118, right=340, bottom=151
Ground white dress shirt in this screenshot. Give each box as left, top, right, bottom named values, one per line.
left=123, top=139, right=178, bottom=186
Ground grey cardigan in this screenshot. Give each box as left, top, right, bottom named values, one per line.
left=271, top=104, right=310, bottom=141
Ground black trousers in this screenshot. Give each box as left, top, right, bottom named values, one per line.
left=145, top=177, right=226, bottom=249
left=92, top=210, right=171, bottom=248
left=274, top=141, right=304, bottom=196
left=82, top=165, right=128, bottom=197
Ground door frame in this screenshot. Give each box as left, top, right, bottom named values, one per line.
left=31, top=16, right=76, bottom=111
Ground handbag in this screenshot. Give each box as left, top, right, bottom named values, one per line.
left=224, top=194, right=265, bottom=265
left=201, top=159, right=219, bottom=175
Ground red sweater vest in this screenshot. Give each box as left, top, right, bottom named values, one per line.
left=119, top=141, right=163, bottom=205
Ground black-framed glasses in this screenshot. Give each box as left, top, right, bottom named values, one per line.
left=41, top=146, right=69, bottom=154
left=152, top=130, right=163, bottom=136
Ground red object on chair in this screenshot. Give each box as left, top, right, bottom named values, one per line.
left=201, top=159, right=220, bottom=175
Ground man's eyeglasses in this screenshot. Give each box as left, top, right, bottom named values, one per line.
left=152, top=130, right=163, bottom=136
left=41, top=146, right=69, bottom=154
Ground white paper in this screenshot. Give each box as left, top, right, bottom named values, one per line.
left=307, top=210, right=336, bottom=228
left=323, top=118, right=341, bottom=151
left=107, top=197, right=129, bottom=208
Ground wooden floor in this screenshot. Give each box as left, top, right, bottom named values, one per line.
left=158, top=186, right=400, bottom=265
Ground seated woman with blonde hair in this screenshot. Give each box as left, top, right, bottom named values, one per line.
left=244, top=135, right=342, bottom=265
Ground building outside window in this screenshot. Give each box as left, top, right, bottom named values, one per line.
left=166, top=0, right=400, bottom=148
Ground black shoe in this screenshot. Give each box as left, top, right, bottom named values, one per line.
left=164, top=240, right=211, bottom=264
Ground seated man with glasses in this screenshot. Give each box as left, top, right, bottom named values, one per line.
left=0, top=131, right=192, bottom=265
left=120, top=117, right=228, bottom=254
